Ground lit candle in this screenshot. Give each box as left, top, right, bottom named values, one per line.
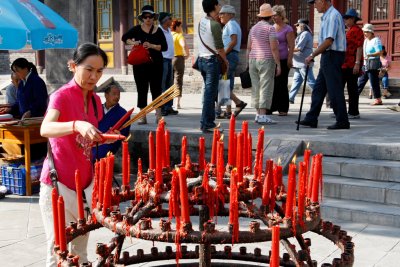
left=262, top=160, right=273, bottom=207
left=165, top=129, right=170, bottom=167
left=51, top=188, right=60, bottom=247
left=98, top=158, right=106, bottom=205
left=285, top=157, right=296, bottom=218
left=303, top=144, right=311, bottom=195
left=256, top=127, right=264, bottom=176
left=298, top=162, right=306, bottom=226
left=148, top=132, right=155, bottom=170
left=156, top=127, right=163, bottom=190
left=198, top=137, right=205, bottom=171
left=273, top=159, right=283, bottom=188
left=75, top=169, right=84, bottom=221
left=307, top=157, right=315, bottom=198
left=178, top=167, right=190, bottom=223
left=122, top=141, right=129, bottom=187
left=58, top=196, right=67, bottom=252
left=311, top=154, right=322, bottom=203
left=229, top=169, right=239, bottom=243
left=228, top=114, right=236, bottom=166
left=247, top=133, right=253, bottom=174
left=103, top=154, right=114, bottom=216
left=159, top=120, right=166, bottom=167
left=242, top=121, right=248, bottom=170
left=211, top=129, right=220, bottom=165
left=217, top=136, right=224, bottom=188
left=270, top=225, right=280, bottom=267
left=236, top=133, right=243, bottom=183
left=181, top=136, right=187, bottom=166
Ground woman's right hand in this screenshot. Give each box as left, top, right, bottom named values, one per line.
left=74, top=120, right=102, bottom=142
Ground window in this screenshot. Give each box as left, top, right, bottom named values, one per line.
left=371, top=0, right=389, bottom=20
left=97, top=0, right=113, bottom=40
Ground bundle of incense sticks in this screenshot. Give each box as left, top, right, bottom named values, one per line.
left=121, top=84, right=179, bottom=129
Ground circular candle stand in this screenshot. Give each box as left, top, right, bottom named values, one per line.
left=54, top=161, right=355, bottom=267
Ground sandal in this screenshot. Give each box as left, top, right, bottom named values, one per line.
left=371, top=99, right=383, bottom=106
left=216, top=111, right=231, bottom=119
left=233, top=101, right=247, bottom=117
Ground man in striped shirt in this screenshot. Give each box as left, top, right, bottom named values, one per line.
left=298, top=0, right=350, bottom=130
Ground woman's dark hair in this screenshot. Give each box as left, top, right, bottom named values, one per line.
left=202, top=0, right=218, bottom=14
left=171, top=19, right=182, bottom=31
left=382, top=45, right=387, bottom=57
left=11, top=58, right=38, bottom=74
left=73, top=42, right=108, bottom=67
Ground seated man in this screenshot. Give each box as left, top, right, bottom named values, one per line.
left=5, top=72, right=19, bottom=105
left=93, top=85, right=130, bottom=160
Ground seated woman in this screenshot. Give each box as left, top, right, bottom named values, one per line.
left=0, top=58, right=48, bottom=119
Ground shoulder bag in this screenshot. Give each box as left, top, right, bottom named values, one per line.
left=127, top=25, right=154, bottom=66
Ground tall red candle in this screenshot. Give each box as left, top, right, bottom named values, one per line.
left=198, top=137, right=205, bottom=171
left=298, top=162, right=306, bottom=226
left=98, top=158, right=106, bottom=205
left=178, top=167, right=190, bottom=223
left=122, top=141, right=129, bottom=187
left=51, top=188, right=60, bottom=247
left=58, top=196, right=67, bottom=252
left=311, top=154, right=322, bottom=203
left=148, top=132, right=155, bottom=170
left=229, top=169, right=239, bottom=243
left=242, top=121, right=248, bottom=170
left=103, top=154, right=114, bottom=216
left=165, top=129, right=170, bottom=167
left=233, top=134, right=237, bottom=166
left=217, top=138, right=224, bottom=188
left=127, top=154, right=131, bottom=186
left=75, top=169, right=84, bottom=221
left=307, top=157, right=315, bottom=198
left=211, top=129, right=220, bottom=165
left=159, top=120, right=166, bottom=167
left=303, top=147, right=311, bottom=195
left=156, top=127, right=163, bottom=189
left=236, top=133, right=243, bottom=183
left=247, top=133, right=252, bottom=174
left=256, top=127, right=264, bottom=175
left=262, top=160, right=273, bottom=206
left=181, top=136, right=187, bottom=166
left=270, top=225, right=280, bottom=267
left=285, top=158, right=296, bottom=218
left=228, top=114, right=236, bottom=165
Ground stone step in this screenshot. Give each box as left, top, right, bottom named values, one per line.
left=323, top=175, right=400, bottom=206
left=323, top=156, right=400, bottom=182
left=320, top=197, right=400, bottom=228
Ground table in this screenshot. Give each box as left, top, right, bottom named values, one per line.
left=0, top=123, right=47, bottom=195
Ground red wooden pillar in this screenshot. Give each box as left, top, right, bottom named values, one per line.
left=119, top=0, right=128, bottom=74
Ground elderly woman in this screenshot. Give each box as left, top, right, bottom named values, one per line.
left=39, top=43, right=109, bottom=266
left=269, top=5, right=294, bottom=116
left=288, top=19, right=316, bottom=104
left=122, top=5, right=167, bottom=124
left=357, top=24, right=383, bottom=105
left=247, top=3, right=281, bottom=125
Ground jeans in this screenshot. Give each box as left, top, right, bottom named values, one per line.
left=161, top=58, right=174, bottom=109
left=342, top=68, right=360, bottom=116
left=289, top=66, right=316, bottom=102
left=304, top=50, right=348, bottom=124
left=198, top=56, right=220, bottom=129
left=357, top=68, right=381, bottom=98
left=226, top=51, right=239, bottom=90
left=381, top=73, right=389, bottom=89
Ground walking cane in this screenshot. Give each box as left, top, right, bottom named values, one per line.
left=296, top=64, right=310, bottom=131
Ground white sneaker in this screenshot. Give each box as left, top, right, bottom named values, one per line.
left=257, top=115, right=277, bottom=125
left=254, top=114, right=259, bottom=122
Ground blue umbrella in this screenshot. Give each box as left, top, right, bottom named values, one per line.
left=0, top=0, right=78, bottom=50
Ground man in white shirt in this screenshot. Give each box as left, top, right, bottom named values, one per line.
left=159, top=12, right=178, bottom=116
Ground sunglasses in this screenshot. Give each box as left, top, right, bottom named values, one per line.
left=143, top=15, right=154, bottom=19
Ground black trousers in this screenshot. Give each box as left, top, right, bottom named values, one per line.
left=133, top=61, right=163, bottom=109
left=342, top=68, right=360, bottom=116
left=270, top=59, right=290, bottom=113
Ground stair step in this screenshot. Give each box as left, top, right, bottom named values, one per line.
left=323, top=156, right=400, bottom=182
left=323, top=175, right=400, bottom=206
left=321, top=197, right=400, bottom=228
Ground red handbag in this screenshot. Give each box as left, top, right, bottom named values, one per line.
left=127, top=44, right=152, bottom=66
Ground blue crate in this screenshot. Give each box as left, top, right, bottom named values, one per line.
left=1, top=164, right=41, bottom=195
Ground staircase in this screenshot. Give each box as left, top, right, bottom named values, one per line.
left=310, top=142, right=400, bottom=227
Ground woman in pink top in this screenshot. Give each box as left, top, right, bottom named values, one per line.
left=247, top=3, right=281, bottom=125
left=380, top=45, right=391, bottom=98
left=39, top=43, right=108, bottom=267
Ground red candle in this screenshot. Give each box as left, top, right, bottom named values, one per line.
left=159, top=120, right=166, bottom=167
left=242, top=121, right=248, bottom=170
left=58, top=196, right=67, bottom=252
left=307, top=157, right=315, bottom=198
left=236, top=133, right=243, bottom=183
left=178, top=167, right=190, bottom=223
left=165, top=129, right=170, bottom=167
left=285, top=158, right=296, bottom=218
left=211, top=129, right=220, bottom=165
left=75, top=169, right=84, bottom=221
left=181, top=136, right=187, bottom=166
left=103, top=154, right=114, bottom=216
left=298, top=162, right=306, bottom=226
left=311, top=154, right=322, bottom=203
left=229, top=169, right=239, bottom=243
left=156, top=127, right=163, bottom=190
left=303, top=147, right=311, bottom=195
left=98, top=158, right=106, bottom=205
left=127, top=154, right=131, bottom=186
left=247, top=133, right=252, bottom=174
left=217, top=137, right=224, bottom=188
left=256, top=127, right=264, bottom=175
left=270, top=225, right=280, bottom=267
left=122, top=141, right=129, bottom=187
left=198, top=137, right=205, bottom=171
left=233, top=134, right=237, bottom=166
left=51, top=188, right=60, bottom=247
left=138, top=158, right=142, bottom=177
left=262, top=160, right=273, bottom=206
left=148, top=132, right=155, bottom=170
left=228, top=114, right=236, bottom=165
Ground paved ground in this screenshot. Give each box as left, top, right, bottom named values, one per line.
left=0, top=91, right=399, bottom=266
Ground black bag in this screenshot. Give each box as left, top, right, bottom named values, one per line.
left=365, top=58, right=382, bottom=71
left=240, top=68, right=252, bottom=89
left=192, top=56, right=199, bottom=71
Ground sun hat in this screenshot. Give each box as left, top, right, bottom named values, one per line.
left=257, top=3, right=275, bottom=17
left=362, top=23, right=374, bottom=33
left=138, top=5, right=159, bottom=21
left=159, top=12, right=172, bottom=24
left=343, top=8, right=361, bottom=21
left=220, top=5, right=236, bottom=14
left=294, top=18, right=309, bottom=26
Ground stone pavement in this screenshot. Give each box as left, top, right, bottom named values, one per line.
left=0, top=92, right=399, bottom=266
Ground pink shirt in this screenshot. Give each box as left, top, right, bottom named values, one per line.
left=248, top=20, right=277, bottom=60
left=40, top=79, right=103, bottom=190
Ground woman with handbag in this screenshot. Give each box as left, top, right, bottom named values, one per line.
left=122, top=5, right=167, bottom=124
left=357, top=24, right=383, bottom=105
left=39, top=43, right=109, bottom=267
